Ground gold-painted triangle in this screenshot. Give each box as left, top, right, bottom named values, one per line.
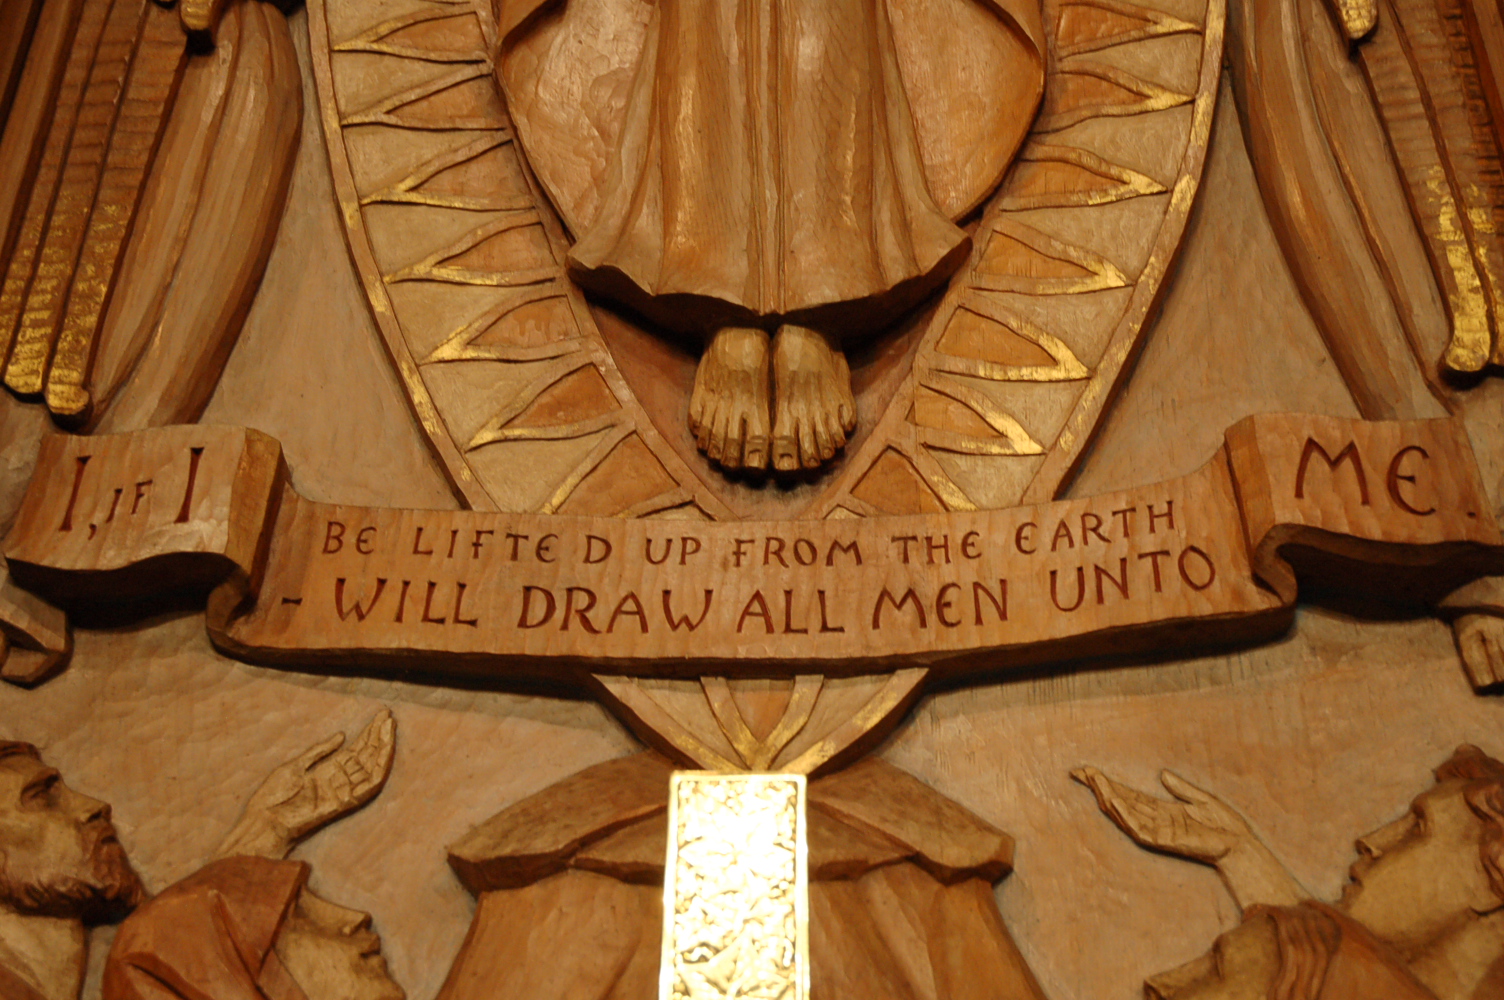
left=422, top=286, right=585, bottom=363
left=540, top=424, right=635, bottom=514
left=334, top=8, right=489, bottom=62
left=362, top=134, right=534, bottom=212
left=702, top=676, right=821, bottom=771
left=929, top=298, right=1091, bottom=381
left=558, top=434, right=686, bottom=517
left=1055, top=0, right=1199, bottom=58
left=1036, top=60, right=1192, bottom=132
left=971, top=218, right=1129, bottom=295
left=850, top=445, right=977, bottom=513
left=851, top=447, right=950, bottom=514
left=386, top=210, right=558, bottom=286
left=909, top=446, right=980, bottom=511
left=467, top=358, right=623, bottom=449
left=340, top=64, right=506, bottom=130
left=999, top=143, right=1168, bottom=209
left=914, top=373, right=1045, bottom=456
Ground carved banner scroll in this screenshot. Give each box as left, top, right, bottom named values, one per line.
left=4, top=414, right=1500, bottom=682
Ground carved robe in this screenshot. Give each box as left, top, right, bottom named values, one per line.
left=494, top=0, right=1044, bottom=333
left=103, top=857, right=310, bottom=1000
left=1148, top=904, right=1438, bottom=1000
left=0, top=958, right=46, bottom=1000
left=437, top=753, right=1048, bottom=1000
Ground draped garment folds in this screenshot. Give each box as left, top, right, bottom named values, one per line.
left=1147, top=903, right=1440, bottom=1000
left=102, top=856, right=311, bottom=1000
left=437, top=753, right=1048, bottom=1000
left=493, top=0, right=1044, bottom=332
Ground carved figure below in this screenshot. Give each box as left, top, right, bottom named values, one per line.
left=0, top=711, right=397, bottom=1000
left=1075, top=745, right=1504, bottom=1000
left=0, top=740, right=144, bottom=1000
left=437, top=752, right=1047, bottom=1000
left=495, top=0, right=1044, bottom=472
left=105, top=857, right=405, bottom=1000
left=104, top=711, right=402, bottom=1000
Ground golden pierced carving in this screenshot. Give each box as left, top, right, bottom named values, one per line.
left=1018, top=1, right=1225, bottom=505
left=808, top=0, right=1221, bottom=519
left=660, top=773, right=808, bottom=1000
left=313, top=0, right=728, bottom=521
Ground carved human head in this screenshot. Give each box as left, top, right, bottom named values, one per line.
left=275, top=887, right=406, bottom=1000
left=1340, top=744, right=1504, bottom=952
left=0, top=740, right=144, bottom=923
left=105, top=856, right=404, bottom=1000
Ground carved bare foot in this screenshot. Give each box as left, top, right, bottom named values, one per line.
left=688, top=326, right=771, bottom=470
left=771, top=324, right=856, bottom=471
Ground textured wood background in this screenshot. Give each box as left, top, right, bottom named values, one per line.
left=2, top=7, right=1504, bottom=1000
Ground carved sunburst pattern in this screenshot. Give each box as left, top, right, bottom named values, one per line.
left=310, top=0, right=1223, bottom=520
left=312, top=0, right=729, bottom=519
left=817, top=0, right=1223, bottom=518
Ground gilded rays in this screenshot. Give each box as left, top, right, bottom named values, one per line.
left=815, top=0, right=1217, bottom=519
left=313, top=0, right=1218, bottom=521
left=315, top=0, right=722, bottom=518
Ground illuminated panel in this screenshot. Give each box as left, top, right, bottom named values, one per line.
left=660, top=772, right=808, bottom=1000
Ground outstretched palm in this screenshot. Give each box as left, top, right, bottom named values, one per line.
left=252, top=709, right=396, bottom=841
left=1071, top=766, right=1253, bottom=864
left=219, top=710, right=396, bottom=859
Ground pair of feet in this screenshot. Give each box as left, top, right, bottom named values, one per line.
left=688, top=324, right=857, bottom=472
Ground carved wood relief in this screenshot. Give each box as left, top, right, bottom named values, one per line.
left=0, top=0, right=1503, bottom=999
left=311, top=0, right=1223, bottom=520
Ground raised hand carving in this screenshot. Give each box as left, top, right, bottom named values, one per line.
left=1073, top=766, right=1306, bottom=910
left=105, top=712, right=404, bottom=1000
left=1452, top=615, right=1504, bottom=691
left=1073, top=766, right=1250, bottom=862
left=1079, top=747, right=1504, bottom=1000
left=217, top=710, right=396, bottom=861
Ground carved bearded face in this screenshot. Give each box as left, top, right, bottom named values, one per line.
left=274, top=887, right=406, bottom=1000
left=1340, top=779, right=1503, bottom=952
left=0, top=751, right=144, bottom=923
